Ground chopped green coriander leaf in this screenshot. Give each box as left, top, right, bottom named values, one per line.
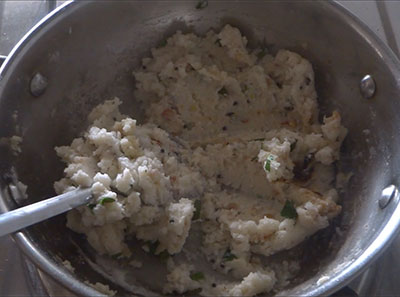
left=280, top=200, right=298, bottom=219
left=218, top=87, right=228, bottom=96
left=159, top=250, right=170, bottom=262
left=87, top=203, right=96, bottom=210
left=222, top=249, right=237, bottom=262
left=257, top=48, right=267, bottom=59
left=264, top=155, right=275, bottom=172
left=146, top=240, right=159, bottom=255
left=242, top=84, right=248, bottom=92
left=99, top=197, right=116, bottom=205
left=193, top=200, right=202, bottom=220
left=159, top=40, right=167, bottom=47
left=190, top=272, right=205, bottom=281
left=195, top=0, right=208, bottom=9
left=215, top=38, right=222, bottom=47
left=264, top=160, right=270, bottom=172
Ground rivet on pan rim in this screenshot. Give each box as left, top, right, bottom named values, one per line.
left=360, top=74, right=376, bottom=99
left=379, top=184, right=398, bottom=209
left=30, top=72, right=48, bottom=97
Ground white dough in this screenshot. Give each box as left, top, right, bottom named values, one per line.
left=55, top=25, right=347, bottom=296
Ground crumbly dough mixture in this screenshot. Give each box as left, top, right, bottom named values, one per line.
left=54, top=25, right=347, bottom=296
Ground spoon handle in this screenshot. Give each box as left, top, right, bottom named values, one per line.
left=0, top=188, right=92, bottom=237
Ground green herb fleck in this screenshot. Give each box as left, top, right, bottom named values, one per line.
left=159, top=250, right=170, bottom=262
left=146, top=240, right=159, bottom=255
left=193, top=200, right=202, bottom=221
left=215, top=38, right=222, bottom=47
left=257, top=48, right=267, bottom=59
left=290, top=140, right=297, bottom=152
left=218, top=87, right=228, bottom=96
left=222, top=249, right=237, bottom=262
left=99, top=197, right=116, bottom=205
left=195, top=0, right=208, bottom=9
left=87, top=203, right=96, bottom=210
left=280, top=200, right=298, bottom=219
left=264, top=155, right=275, bottom=172
left=190, top=272, right=205, bottom=281
left=242, top=84, right=248, bottom=92
left=160, top=40, right=167, bottom=47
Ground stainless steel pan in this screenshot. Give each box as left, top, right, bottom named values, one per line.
left=1, top=1, right=400, bottom=296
